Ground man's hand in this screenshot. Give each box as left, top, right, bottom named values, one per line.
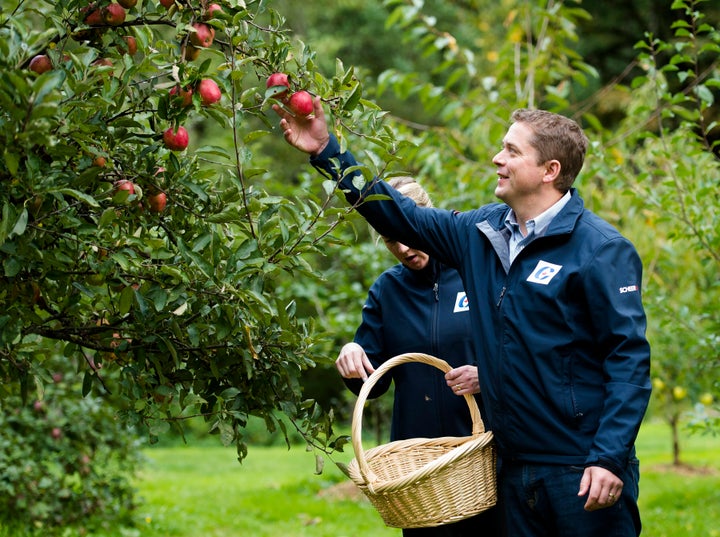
left=272, top=96, right=330, bottom=156
left=335, top=342, right=375, bottom=381
left=578, top=466, right=624, bottom=511
left=445, top=365, right=480, bottom=395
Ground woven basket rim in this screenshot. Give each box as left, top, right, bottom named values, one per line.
left=350, top=352, right=491, bottom=490
left=347, top=430, right=494, bottom=494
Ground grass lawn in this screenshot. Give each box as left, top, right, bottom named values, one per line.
left=122, top=419, right=720, bottom=537
left=134, top=439, right=394, bottom=537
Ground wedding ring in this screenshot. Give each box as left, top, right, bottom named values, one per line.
left=608, top=493, right=615, bottom=499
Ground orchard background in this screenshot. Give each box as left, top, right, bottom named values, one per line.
left=1, top=0, right=718, bottom=533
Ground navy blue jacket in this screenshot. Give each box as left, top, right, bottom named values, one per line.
left=312, top=135, right=652, bottom=477
left=345, top=258, right=478, bottom=441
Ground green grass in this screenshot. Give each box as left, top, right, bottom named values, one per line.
left=133, top=440, right=395, bottom=537
left=3, top=419, right=717, bottom=536
left=635, top=421, right=720, bottom=537
left=124, top=420, right=720, bottom=537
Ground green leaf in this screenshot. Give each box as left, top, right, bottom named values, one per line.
left=32, top=69, right=65, bottom=106
left=9, top=208, right=28, bottom=238
left=119, top=285, right=134, bottom=315
left=4, top=149, right=19, bottom=176
left=57, top=188, right=100, bottom=208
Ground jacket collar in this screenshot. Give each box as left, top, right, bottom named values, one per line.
left=485, top=188, right=584, bottom=237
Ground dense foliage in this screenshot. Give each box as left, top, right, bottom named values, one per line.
left=0, top=356, right=139, bottom=532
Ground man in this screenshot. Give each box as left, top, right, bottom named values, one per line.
left=274, top=98, right=651, bottom=536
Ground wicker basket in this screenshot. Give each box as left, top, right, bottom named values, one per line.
left=346, top=352, right=497, bottom=529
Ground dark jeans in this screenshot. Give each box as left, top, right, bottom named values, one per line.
left=402, top=506, right=501, bottom=537
left=497, top=460, right=641, bottom=537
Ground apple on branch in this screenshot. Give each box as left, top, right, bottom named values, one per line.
left=190, top=23, right=215, bottom=48
left=197, top=78, right=221, bottom=106
left=83, top=6, right=104, bottom=26
left=266, top=72, right=290, bottom=101
left=119, top=35, right=137, bottom=55
left=204, top=3, right=224, bottom=19
left=163, top=126, right=189, bottom=151
left=169, top=85, right=193, bottom=107
left=288, top=90, right=314, bottom=117
left=29, top=54, right=52, bottom=74
left=103, top=3, right=126, bottom=26
left=148, top=191, right=167, bottom=213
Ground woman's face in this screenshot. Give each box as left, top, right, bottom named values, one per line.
left=382, top=237, right=430, bottom=271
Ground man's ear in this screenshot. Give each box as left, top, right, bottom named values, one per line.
left=543, top=160, right=561, bottom=183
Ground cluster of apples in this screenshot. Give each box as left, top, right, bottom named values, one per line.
left=163, top=77, right=222, bottom=153
left=162, top=2, right=224, bottom=152
left=28, top=1, right=137, bottom=75
left=113, top=172, right=167, bottom=214
left=266, top=72, right=314, bottom=117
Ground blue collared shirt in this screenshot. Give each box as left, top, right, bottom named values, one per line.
left=504, top=190, right=572, bottom=264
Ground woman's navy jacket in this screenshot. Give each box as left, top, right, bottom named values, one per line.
left=344, top=256, right=479, bottom=442
left=313, top=135, right=652, bottom=477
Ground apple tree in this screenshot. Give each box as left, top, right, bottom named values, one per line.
left=0, top=0, right=386, bottom=469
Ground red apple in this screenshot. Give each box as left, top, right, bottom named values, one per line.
left=169, top=85, right=193, bottom=107
left=29, top=54, right=52, bottom=74
left=288, top=90, right=314, bottom=117
left=103, top=3, right=126, bottom=25
left=92, top=57, right=114, bottom=76
left=148, top=192, right=167, bottom=213
left=83, top=6, right=104, bottom=25
left=197, top=78, right=221, bottom=106
left=51, top=427, right=62, bottom=440
left=266, top=72, right=290, bottom=100
left=159, top=0, right=174, bottom=7
left=120, top=35, right=137, bottom=55
left=115, top=179, right=135, bottom=194
left=92, top=156, right=107, bottom=167
left=118, top=0, right=137, bottom=8
left=204, top=3, right=223, bottom=19
left=163, top=126, right=189, bottom=151
left=190, top=22, right=215, bottom=48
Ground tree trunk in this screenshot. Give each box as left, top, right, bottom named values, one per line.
left=670, top=412, right=682, bottom=466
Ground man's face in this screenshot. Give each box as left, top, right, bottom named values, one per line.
left=492, top=122, right=548, bottom=207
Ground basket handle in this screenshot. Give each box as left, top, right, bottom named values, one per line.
left=351, top=352, right=486, bottom=487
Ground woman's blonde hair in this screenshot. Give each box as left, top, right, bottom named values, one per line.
left=387, top=176, right=433, bottom=208
left=373, top=176, right=432, bottom=244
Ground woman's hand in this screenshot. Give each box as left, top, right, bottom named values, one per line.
left=335, top=342, right=375, bottom=381
left=445, top=365, right=480, bottom=395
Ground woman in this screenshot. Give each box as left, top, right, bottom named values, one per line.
left=336, top=176, right=497, bottom=537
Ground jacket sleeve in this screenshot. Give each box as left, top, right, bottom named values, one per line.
left=310, top=134, right=467, bottom=269
left=583, top=237, right=652, bottom=475
left=342, top=279, right=393, bottom=399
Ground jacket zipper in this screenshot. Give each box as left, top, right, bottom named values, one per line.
left=496, top=286, right=506, bottom=308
